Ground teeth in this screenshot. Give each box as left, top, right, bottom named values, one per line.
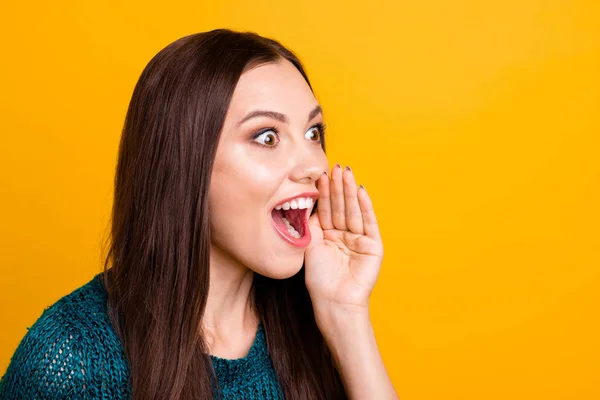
left=282, top=217, right=301, bottom=239
left=274, top=197, right=314, bottom=211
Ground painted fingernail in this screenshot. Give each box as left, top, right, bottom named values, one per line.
left=345, top=165, right=351, bottom=172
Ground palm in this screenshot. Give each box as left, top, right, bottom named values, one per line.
left=304, top=165, right=384, bottom=311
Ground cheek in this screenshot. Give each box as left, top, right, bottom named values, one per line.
left=208, top=154, right=305, bottom=278
left=210, top=153, right=280, bottom=212
left=208, top=152, right=279, bottom=251
left=223, top=142, right=283, bottom=188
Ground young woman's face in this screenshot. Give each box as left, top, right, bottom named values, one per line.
left=209, top=59, right=328, bottom=279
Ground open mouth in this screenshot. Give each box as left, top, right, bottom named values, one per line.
left=271, top=207, right=307, bottom=239
left=269, top=195, right=316, bottom=248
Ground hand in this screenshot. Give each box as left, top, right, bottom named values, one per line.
left=305, top=164, right=384, bottom=325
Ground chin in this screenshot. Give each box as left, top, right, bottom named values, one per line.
left=255, top=259, right=304, bottom=280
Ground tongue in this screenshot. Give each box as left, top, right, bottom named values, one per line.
left=272, top=208, right=304, bottom=236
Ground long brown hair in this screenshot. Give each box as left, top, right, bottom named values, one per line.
left=101, top=29, right=346, bottom=400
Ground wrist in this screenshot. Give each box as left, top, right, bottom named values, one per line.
left=314, top=302, right=372, bottom=338
left=315, top=307, right=377, bottom=376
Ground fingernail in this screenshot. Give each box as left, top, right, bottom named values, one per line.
left=345, top=165, right=351, bottom=172
left=359, top=184, right=365, bottom=191
left=334, top=163, right=341, bottom=169
left=323, top=171, right=328, bottom=176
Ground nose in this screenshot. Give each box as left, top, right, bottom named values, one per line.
left=288, top=144, right=327, bottom=185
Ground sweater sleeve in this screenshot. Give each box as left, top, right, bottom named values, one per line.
left=0, top=306, right=93, bottom=399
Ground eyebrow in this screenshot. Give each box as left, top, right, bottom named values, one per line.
left=236, top=105, right=322, bottom=127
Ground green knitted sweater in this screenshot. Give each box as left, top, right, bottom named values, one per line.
left=0, top=273, right=284, bottom=399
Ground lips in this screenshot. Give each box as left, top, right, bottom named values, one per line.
left=270, top=191, right=318, bottom=248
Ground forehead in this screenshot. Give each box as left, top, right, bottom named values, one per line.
left=226, top=59, right=317, bottom=118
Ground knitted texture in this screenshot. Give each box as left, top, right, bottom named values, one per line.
left=0, top=273, right=284, bottom=400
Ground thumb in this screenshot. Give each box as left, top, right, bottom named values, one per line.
left=307, top=211, right=324, bottom=250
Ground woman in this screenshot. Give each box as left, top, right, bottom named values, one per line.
left=0, top=29, right=398, bottom=399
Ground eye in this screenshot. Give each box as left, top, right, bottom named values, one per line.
left=253, top=128, right=279, bottom=147
left=305, top=123, right=326, bottom=143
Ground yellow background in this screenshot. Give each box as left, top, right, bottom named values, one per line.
left=1, top=1, right=599, bottom=398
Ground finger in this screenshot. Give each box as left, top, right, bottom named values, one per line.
left=330, top=163, right=347, bottom=230
left=357, top=185, right=381, bottom=241
left=342, top=166, right=364, bottom=234
left=316, top=171, right=335, bottom=230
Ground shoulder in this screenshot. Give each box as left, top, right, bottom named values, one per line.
left=0, top=273, right=132, bottom=399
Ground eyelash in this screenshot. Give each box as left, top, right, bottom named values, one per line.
left=252, top=122, right=327, bottom=148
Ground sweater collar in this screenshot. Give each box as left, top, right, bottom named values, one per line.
left=93, top=273, right=275, bottom=391
left=209, top=322, right=274, bottom=390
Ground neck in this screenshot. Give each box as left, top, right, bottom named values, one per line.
left=203, top=243, right=258, bottom=343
